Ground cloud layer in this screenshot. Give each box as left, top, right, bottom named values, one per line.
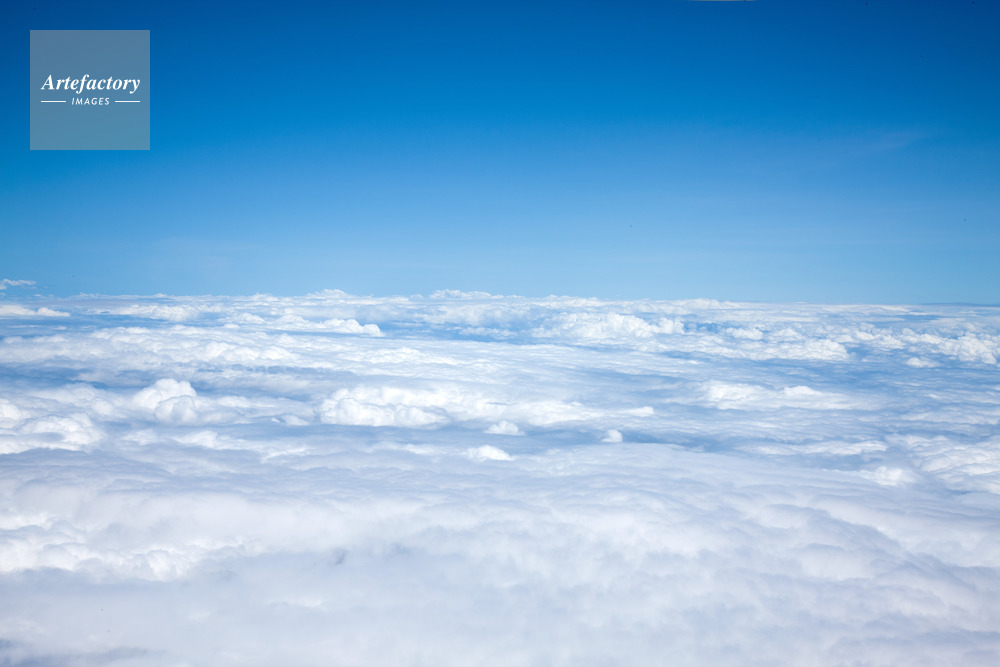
left=1, top=290, right=999, bottom=665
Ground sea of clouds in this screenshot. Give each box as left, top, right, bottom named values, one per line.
left=1, top=286, right=999, bottom=665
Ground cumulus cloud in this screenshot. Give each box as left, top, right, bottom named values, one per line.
left=1, top=291, right=999, bottom=665
left=485, top=420, right=523, bottom=435
left=466, top=444, right=513, bottom=461
left=132, top=378, right=201, bottom=423
left=319, top=386, right=449, bottom=427
left=602, top=428, right=623, bottom=442
left=533, top=311, right=684, bottom=342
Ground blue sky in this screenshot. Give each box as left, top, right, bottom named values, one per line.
left=2, top=0, right=998, bottom=302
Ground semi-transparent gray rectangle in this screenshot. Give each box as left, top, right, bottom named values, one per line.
left=30, top=30, right=150, bottom=150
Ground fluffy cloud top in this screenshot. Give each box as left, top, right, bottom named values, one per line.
left=1, top=292, right=999, bottom=665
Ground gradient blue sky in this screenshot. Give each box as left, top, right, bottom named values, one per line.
left=2, top=0, right=998, bottom=302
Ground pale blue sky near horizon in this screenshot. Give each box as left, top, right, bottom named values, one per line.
left=2, top=0, right=998, bottom=303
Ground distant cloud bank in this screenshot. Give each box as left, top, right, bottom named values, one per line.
left=1, top=290, right=998, bottom=665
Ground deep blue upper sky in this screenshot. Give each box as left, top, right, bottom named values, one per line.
left=2, top=0, right=998, bottom=302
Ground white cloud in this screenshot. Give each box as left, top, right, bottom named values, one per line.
left=466, top=444, right=513, bottom=461
left=0, top=291, right=999, bottom=665
left=0, top=279, right=35, bottom=290
left=533, top=311, right=684, bottom=342
left=698, top=381, right=860, bottom=410
left=2, top=412, right=101, bottom=454
left=102, top=303, right=206, bottom=321
left=0, top=398, right=23, bottom=425
left=132, top=378, right=201, bottom=423
left=0, top=304, right=69, bottom=318
left=485, top=420, right=523, bottom=435
left=602, top=428, right=623, bottom=442
left=319, top=386, right=448, bottom=427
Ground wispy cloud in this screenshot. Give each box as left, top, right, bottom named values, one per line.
left=0, top=278, right=34, bottom=291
